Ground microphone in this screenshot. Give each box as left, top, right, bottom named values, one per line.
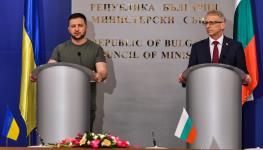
left=77, top=51, right=81, bottom=56
left=151, top=130, right=157, bottom=147
left=77, top=52, right=83, bottom=65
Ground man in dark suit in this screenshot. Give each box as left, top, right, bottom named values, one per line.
left=178, top=10, right=251, bottom=84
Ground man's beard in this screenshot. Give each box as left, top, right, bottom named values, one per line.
left=71, top=32, right=86, bottom=41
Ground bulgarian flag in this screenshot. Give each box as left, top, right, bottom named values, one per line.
left=174, top=108, right=197, bottom=144
left=234, top=0, right=259, bottom=104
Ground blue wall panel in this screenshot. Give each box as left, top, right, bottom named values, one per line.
left=242, top=0, right=263, bottom=148
left=0, top=0, right=71, bottom=146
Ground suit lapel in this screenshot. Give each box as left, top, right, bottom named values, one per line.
left=220, top=36, right=230, bottom=63
left=204, top=38, right=212, bottom=63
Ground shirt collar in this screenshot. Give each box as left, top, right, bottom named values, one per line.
left=209, top=35, right=224, bottom=45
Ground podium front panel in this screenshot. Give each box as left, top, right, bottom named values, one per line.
left=186, top=66, right=242, bottom=149
left=37, top=65, right=91, bottom=143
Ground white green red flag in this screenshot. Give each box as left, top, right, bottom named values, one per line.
left=174, top=108, right=196, bottom=144
left=234, top=0, right=259, bottom=104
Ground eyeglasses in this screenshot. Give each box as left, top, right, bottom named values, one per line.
left=202, top=21, right=223, bottom=26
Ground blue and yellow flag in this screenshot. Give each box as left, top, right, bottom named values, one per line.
left=20, top=0, right=40, bottom=135
left=2, top=107, right=20, bottom=141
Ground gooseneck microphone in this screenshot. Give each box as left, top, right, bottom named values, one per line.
left=77, top=51, right=83, bottom=65
left=77, top=51, right=81, bottom=56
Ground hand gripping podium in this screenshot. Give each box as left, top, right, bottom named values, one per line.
left=32, top=62, right=95, bottom=144
left=182, top=63, right=247, bottom=149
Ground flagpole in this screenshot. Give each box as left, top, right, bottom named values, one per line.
left=6, top=137, right=8, bottom=147
left=28, top=134, right=31, bottom=146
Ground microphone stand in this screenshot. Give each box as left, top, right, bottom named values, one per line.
left=145, top=131, right=167, bottom=149
left=152, top=131, right=157, bottom=147
left=35, top=128, right=46, bottom=146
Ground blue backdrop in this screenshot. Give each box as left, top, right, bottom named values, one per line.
left=0, top=0, right=70, bottom=146
left=242, top=0, right=263, bottom=148
left=0, top=0, right=263, bottom=148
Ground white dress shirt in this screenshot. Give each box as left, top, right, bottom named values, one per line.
left=209, top=35, right=224, bottom=61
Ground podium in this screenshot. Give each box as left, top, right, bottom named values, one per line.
left=182, top=63, right=247, bottom=149
left=32, top=62, right=95, bottom=144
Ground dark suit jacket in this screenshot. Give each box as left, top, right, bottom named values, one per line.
left=188, top=36, right=248, bottom=74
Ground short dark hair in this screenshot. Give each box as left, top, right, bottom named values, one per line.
left=68, top=13, right=87, bottom=25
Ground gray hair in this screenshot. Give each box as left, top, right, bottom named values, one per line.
left=206, top=10, right=226, bottom=22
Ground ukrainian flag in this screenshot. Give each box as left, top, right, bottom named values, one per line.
left=2, top=107, right=20, bottom=141
left=20, top=0, right=40, bottom=135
